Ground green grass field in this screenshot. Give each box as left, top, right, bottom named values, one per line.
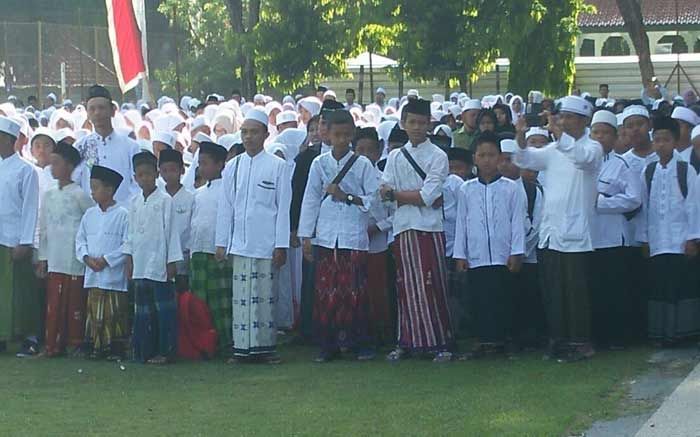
left=0, top=345, right=650, bottom=436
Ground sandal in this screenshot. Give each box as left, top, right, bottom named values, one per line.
left=386, top=348, right=405, bottom=362
left=146, top=355, right=168, bottom=365
left=432, top=351, right=453, bottom=363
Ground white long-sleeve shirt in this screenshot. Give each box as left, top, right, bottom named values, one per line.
left=368, top=166, right=392, bottom=254
left=298, top=150, right=378, bottom=251
left=73, top=130, right=141, bottom=205
left=592, top=152, right=642, bottom=249
left=34, top=164, right=56, bottom=248
left=168, top=186, right=194, bottom=259
left=513, top=130, right=603, bottom=253
left=443, top=174, right=463, bottom=257
left=381, top=139, right=448, bottom=236
left=38, top=183, right=94, bottom=275
left=215, top=150, right=291, bottom=259
left=76, top=204, right=129, bottom=292
left=0, top=153, right=39, bottom=248
left=123, top=189, right=183, bottom=282
left=189, top=179, right=222, bottom=255
left=453, top=176, right=525, bottom=268
left=637, top=155, right=698, bottom=256
left=621, top=149, right=658, bottom=247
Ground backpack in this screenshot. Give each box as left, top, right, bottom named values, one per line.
left=644, top=160, right=688, bottom=199
left=522, top=180, right=543, bottom=223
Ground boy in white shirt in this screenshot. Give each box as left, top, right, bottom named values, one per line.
left=637, top=116, right=700, bottom=344
left=76, top=165, right=129, bottom=360
left=38, top=142, right=94, bottom=357
left=299, top=111, right=378, bottom=362
left=189, top=142, right=233, bottom=356
left=0, top=117, right=39, bottom=354
left=124, top=151, right=182, bottom=364
left=159, top=148, right=194, bottom=292
left=454, top=132, right=525, bottom=359
left=355, top=127, right=394, bottom=346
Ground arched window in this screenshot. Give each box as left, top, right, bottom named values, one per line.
left=657, top=35, right=688, bottom=54
left=580, top=39, right=595, bottom=56
left=601, top=36, right=631, bottom=56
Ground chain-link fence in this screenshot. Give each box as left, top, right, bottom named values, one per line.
left=0, top=21, right=175, bottom=105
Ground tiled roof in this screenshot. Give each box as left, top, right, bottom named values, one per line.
left=579, top=0, right=700, bottom=28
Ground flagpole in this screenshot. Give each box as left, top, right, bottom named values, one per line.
left=172, top=5, right=181, bottom=102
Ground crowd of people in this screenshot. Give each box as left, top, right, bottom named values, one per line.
left=0, top=80, right=700, bottom=365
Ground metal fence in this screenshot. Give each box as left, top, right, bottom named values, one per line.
left=0, top=21, right=175, bottom=104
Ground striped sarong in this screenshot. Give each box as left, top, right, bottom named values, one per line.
left=84, top=288, right=128, bottom=356
left=392, top=230, right=454, bottom=352
left=231, top=256, right=276, bottom=357
left=189, top=252, right=233, bottom=353
left=45, top=273, right=86, bottom=356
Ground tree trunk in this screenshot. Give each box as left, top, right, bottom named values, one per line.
left=245, top=0, right=261, bottom=96
left=616, top=0, right=655, bottom=87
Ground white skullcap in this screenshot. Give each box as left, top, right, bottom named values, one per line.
left=500, top=139, right=519, bottom=154
left=153, top=131, right=176, bottom=148
left=616, top=113, right=624, bottom=127
left=253, top=94, right=265, bottom=103
left=193, top=132, right=213, bottom=144
left=462, top=99, right=482, bottom=112
left=407, top=89, right=419, bottom=97
left=525, top=127, right=550, bottom=140
left=691, top=124, right=700, bottom=141
left=323, top=90, right=337, bottom=100
left=431, top=110, right=447, bottom=122
left=433, top=124, right=453, bottom=139
left=244, top=108, right=269, bottom=127
left=671, top=106, right=700, bottom=126
left=218, top=132, right=242, bottom=152
left=448, top=104, right=462, bottom=119
left=0, top=102, right=16, bottom=117
left=276, top=110, right=298, bottom=126
left=190, top=115, right=208, bottom=131
left=265, top=101, right=283, bottom=115
left=31, top=126, right=56, bottom=144
left=591, top=110, right=617, bottom=130
left=559, top=95, right=593, bottom=117
left=376, top=87, right=386, bottom=95
left=621, top=105, right=649, bottom=123
left=54, top=128, right=75, bottom=143
left=0, top=116, right=21, bottom=138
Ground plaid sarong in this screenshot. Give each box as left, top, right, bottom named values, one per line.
left=189, top=252, right=233, bottom=353
left=132, top=279, right=177, bottom=362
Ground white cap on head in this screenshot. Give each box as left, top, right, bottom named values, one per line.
left=671, top=106, right=700, bottom=126
left=298, top=97, right=322, bottom=117
left=54, top=128, right=75, bottom=143
left=591, top=110, right=618, bottom=130
left=193, top=132, right=213, bottom=144
left=500, top=139, right=519, bottom=154
left=559, top=95, right=593, bottom=117
left=525, top=127, right=550, bottom=141
left=190, top=115, right=208, bottom=131
left=244, top=108, right=269, bottom=127
left=218, top=132, right=242, bottom=152
left=621, top=105, right=650, bottom=123
left=448, top=104, right=462, bottom=119
left=152, top=131, right=176, bottom=148
left=275, top=110, right=298, bottom=126
left=616, top=113, right=624, bottom=127
left=31, top=126, right=56, bottom=144
left=323, top=90, right=337, bottom=100
left=692, top=124, right=700, bottom=141
left=407, top=89, right=419, bottom=97
left=0, top=116, right=21, bottom=139
left=376, top=87, right=386, bottom=95
left=462, top=99, right=482, bottom=112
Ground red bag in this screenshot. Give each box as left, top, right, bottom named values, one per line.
left=177, top=291, right=218, bottom=360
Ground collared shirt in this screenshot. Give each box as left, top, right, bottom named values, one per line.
left=215, top=150, right=291, bottom=259
left=621, top=148, right=658, bottom=247
left=452, top=126, right=477, bottom=151
left=73, top=130, right=141, bottom=205
left=167, top=186, right=194, bottom=258
left=514, top=130, right=603, bottom=253
left=443, top=174, right=463, bottom=257
left=453, top=176, right=525, bottom=268
left=38, top=183, right=94, bottom=275
left=33, top=165, right=56, bottom=248
left=592, top=152, right=642, bottom=249
left=76, top=204, right=129, bottom=292
left=298, top=150, right=378, bottom=251
left=637, top=155, right=699, bottom=256
left=189, top=179, right=222, bottom=255
left=123, top=189, right=183, bottom=282
left=381, top=139, right=448, bottom=236
left=0, top=153, right=39, bottom=248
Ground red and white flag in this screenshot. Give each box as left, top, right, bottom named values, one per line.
left=105, top=0, right=149, bottom=94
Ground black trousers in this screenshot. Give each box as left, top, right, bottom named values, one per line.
left=589, top=247, right=629, bottom=347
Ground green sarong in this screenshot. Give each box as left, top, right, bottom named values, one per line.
left=189, top=252, right=233, bottom=353
left=0, top=245, right=40, bottom=342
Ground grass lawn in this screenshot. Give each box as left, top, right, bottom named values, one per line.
left=0, top=345, right=650, bottom=436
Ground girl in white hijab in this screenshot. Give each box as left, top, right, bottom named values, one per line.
left=509, top=95, right=525, bottom=121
